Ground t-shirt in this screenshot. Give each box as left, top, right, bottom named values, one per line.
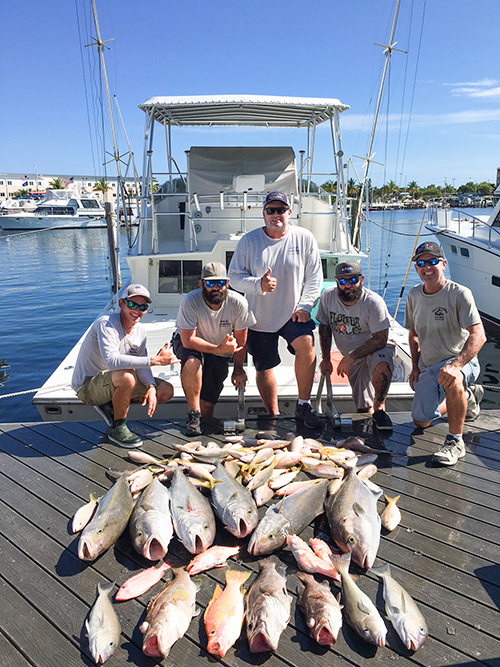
left=404, top=279, right=481, bottom=369
left=72, top=312, right=154, bottom=391
left=228, top=225, right=323, bottom=332
left=317, top=287, right=391, bottom=357
left=176, top=289, right=256, bottom=357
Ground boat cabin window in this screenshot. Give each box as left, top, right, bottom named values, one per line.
left=321, top=257, right=339, bottom=280
left=460, top=247, right=470, bottom=257
left=492, top=276, right=500, bottom=287
left=492, top=211, right=500, bottom=227
left=450, top=245, right=457, bottom=254
left=81, top=199, right=101, bottom=209
left=158, top=259, right=202, bottom=294
left=34, top=206, right=75, bottom=215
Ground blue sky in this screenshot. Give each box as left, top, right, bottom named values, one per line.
left=2, top=0, right=499, bottom=189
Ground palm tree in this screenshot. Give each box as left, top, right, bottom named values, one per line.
left=48, top=177, right=65, bottom=189
left=407, top=180, right=420, bottom=201
left=93, top=177, right=111, bottom=195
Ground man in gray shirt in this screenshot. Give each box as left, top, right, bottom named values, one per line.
left=405, top=241, right=486, bottom=466
left=173, top=262, right=256, bottom=436
left=72, top=284, right=174, bottom=447
left=317, top=261, right=394, bottom=430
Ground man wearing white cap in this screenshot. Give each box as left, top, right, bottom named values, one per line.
left=172, top=262, right=256, bottom=436
left=72, top=284, right=174, bottom=447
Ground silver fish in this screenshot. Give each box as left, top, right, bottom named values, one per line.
left=371, top=563, right=428, bottom=651
left=331, top=552, right=386, bottom=647
left=86, top=581, right=121, bottom=664
left=129, top=477, right=173, bottom=560
left=325, top=465, right=381, bottom=569
left=170, top=469, right=216, bottom=554
left=245, top=556, right=292, bottom=653
left=140, top=568, right=198, bottom=658
left=78, top=475, right=134, bottom=561
left=296, top=572, right=343, bottom=646
left=210, top=461, right=259, bottom=538
left=247, top=480, right=328, bottom=556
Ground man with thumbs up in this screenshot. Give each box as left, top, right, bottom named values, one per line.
left=228, top=192, right=323, bottom=427
left=172, top=262, right=256, bottom=436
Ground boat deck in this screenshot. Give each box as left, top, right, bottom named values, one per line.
left=0, top=409, right=499, bottom=667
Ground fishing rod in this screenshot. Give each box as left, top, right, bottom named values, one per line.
left=392, top=210, right=426, bottom=324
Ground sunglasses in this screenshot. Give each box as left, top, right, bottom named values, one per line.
left=337, top=276, right=361, bottom=285
left=264, top=206, right=288, bottom=215
left=416, top=257, right=442, bottom=267
left=204, top=279, right=228, bottom=288
left=125, top=299, right=148, bottom=312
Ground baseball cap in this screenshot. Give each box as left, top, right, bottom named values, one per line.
left=411, top=241, right=443, bottom=262
left=263, top=191, right=289, bottom=208
left=335, top=261, right=362, bottom=278
left=201, top=261, right=228, bottom=281
left=124, top=284, right=152, bottom=303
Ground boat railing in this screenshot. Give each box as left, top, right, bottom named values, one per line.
left=428, top=207, right=500, bottom=248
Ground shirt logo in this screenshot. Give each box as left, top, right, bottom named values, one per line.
left=433, top=307, right=447, bottom=321
left=219, top=319, right=231, bottom=328
left=329, top=312, right=362, bottom=335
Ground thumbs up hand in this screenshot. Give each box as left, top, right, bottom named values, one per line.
left=261, top=267, right=277, bottom=293
left=217, top=334, right=242, bottom=355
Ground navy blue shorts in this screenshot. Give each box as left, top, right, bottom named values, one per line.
left=171, top=333, right=229, bottom=405
left=247, top=318, right=316, bottom=372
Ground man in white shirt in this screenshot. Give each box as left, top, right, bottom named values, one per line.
left=228, top=191, right=323, bottom=429
left=72, top=284, right=174, bottom=447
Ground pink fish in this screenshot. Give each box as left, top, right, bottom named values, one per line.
left=286, top=535, right=340, bottom=581
left=309, top=537, right=335, bottom=562
left=186, top=545, right=240, bottom=576
left=381, top=494, right=401, bottom=531
left=115, top=562, right=171, bottom=601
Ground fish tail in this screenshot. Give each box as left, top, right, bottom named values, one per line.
left=384, top=494, right=400, bottom=505
left=370, top=562, right=391, bottom=578
left=97, top=580, right=115, bottom=595
left=328, top=551, right=351, bottom=576
left=225, top=569, right=251, bottom=588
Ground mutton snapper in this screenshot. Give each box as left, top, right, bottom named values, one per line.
left=210, top=461, right=259, bottom=538
left=129, top=477, right=173, bottom=560
left=325, top=465, right=381, bottom=569
left=78, top=475, right=134, bottom=561
left=170, top=469, right=216, bottom=554
left=86, top=581, right=121, bottom=664
left=140, top=567, right=198, bottom=658
left=296, top=572, right=343, bottom=646
left=245, top=556, right=292, bottom=653
left=247, top=479, right=328, bottom=556
left=371, top=563, right=428, bottom=651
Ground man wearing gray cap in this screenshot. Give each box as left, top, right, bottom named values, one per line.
left=228, top=191, right=323, bottom=428
left=172, top=262, right=256, bottom=436
left=317, top=261, right=395, bottom=430
left=405, top=242, right=486, bottom=465
left=72, top=284, right=174, bottom=447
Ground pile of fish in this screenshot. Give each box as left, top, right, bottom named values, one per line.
left=77, top=431, right=428, bottom=663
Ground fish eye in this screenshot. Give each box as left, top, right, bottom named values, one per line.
left=247, top=622, right=253, bottom=630
left=268, top=533, right=274, bottom=540
left=210, top=630, right=215, bottom=635
left=247, top=508, right=253, bottom=514
left=362, top=628, right=370, bottom=634
left=347, top=535, right=356, bottom=545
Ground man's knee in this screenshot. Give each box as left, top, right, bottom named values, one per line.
left=413, top=418, right=433, bottom=428
left=157, top=381, right=174, bottom=403
left=182, top=356, right=202, bottom=375
left=291, top=334, right=315, bottom=356
left=112, top=369, right=137, bottom=389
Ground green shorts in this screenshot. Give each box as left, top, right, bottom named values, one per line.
left=76, top=371, right=152, bottom=406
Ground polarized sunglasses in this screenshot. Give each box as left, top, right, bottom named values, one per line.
left=264, top=206, right=288, bottom=215
left=337, top=276, right=361, bottom=285
left=416, top=257, right=442, bottom=267
left=204, top=279, right=228, bottom=288
left=125, top=299, right=148, bottom=312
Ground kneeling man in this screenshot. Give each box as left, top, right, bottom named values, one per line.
left=172, top=262, right=256, bottom=436
left=72, top=284, right=174, bottom=448
left=317, top=261, right=394, bottom=430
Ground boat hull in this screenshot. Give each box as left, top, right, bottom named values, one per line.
left=0, top=215, right=106, bottom=230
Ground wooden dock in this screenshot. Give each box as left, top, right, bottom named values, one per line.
left=0, top=409, right=499, bottom=667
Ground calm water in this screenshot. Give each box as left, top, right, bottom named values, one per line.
left=1, top=210, right=499, bottom=422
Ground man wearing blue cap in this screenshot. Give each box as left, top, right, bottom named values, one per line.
left=228, top=191, right=323, bottom=428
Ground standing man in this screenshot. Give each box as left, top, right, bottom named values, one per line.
left=172, top=262, right=256, bottom=436
left=317, top=261, right=394, bottom=430
left=405, top=241, right=486, bottom=466
left=72, top=284, right=174, bottom=448
left=228, top=191, right=323, bottom=428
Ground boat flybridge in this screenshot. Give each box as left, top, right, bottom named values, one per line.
left=34, top=95, right=412, bottom=423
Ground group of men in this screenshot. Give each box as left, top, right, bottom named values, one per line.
left=72, top=192, right=486, bottom=466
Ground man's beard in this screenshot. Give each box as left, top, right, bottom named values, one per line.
left=203, top=286, right=227, bottom=305
left=338, top=284, right=363, bottom=304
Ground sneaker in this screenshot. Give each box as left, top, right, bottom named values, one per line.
left=107, top=422, right=143, bottom=448
left=295, top=402, right=322, bottom=429
left=186, top=410, right=202, bottom=437
left=432, top=435, right=466, bottom=466
left=465, top=384, right=484, bottom=421
left=94, top=401, right=114, bottom=427
left=372, top=409, right=393, bottom=431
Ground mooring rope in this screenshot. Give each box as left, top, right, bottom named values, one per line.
left=0, top=383, right=70, bottom=399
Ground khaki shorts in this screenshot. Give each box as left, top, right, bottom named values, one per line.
left=347, top=343, right=395, bottom=410
left=76, top=371, right=151, bottom=406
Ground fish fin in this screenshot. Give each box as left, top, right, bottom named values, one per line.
left=356, top=599, right=372, bottom=615
left=97, top=580, right=115, bottom=596
left=384, top=494, right=400, bottom=504
left=352, top=502, right=367, bottom=517
left=225, top=569, right=251, bottom=588
left=206, top=582, right=223, bottom=613
left=193, top=604, right=202, bottom=618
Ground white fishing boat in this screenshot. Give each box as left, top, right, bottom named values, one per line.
left=0, top=188, right=106, bottom=230
left=0, top=196, right=43, bottom=216
left=33, top=95, right=413, bottom=423
left=426, top=201, right=500, bottom=326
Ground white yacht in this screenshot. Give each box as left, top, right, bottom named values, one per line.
left=427, top=201, right=500, bottom=326
left=0, top=196, right=43, bottom=216
left=0, top=188, right=106, bottom=230
left=33, top=95, right=412, bottom=422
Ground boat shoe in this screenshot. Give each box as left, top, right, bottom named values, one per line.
left=295, top=401, right=322, bottom=429
left=107, top=422, right=143, bottom=448
left=432, top=434, right=466, bottom=466
left=372, top=409, right=393, bottom=431
left=465, top=384, right=484, bottom=421
left=185, top=409, right=202, bottom=437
